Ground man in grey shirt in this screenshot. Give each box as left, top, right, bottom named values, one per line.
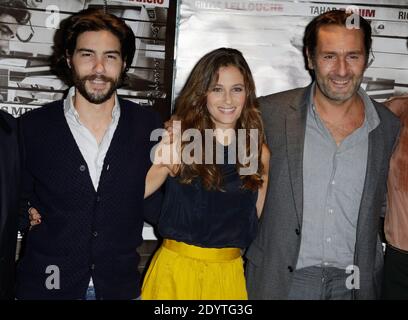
left=245, top=10, right=400, bottom=299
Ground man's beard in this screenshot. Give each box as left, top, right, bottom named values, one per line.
left=72, top=72, right=120, bottom=104
left=315, top=72, right=363, bottom=104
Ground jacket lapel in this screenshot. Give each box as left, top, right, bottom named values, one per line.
left=0, top=136, right=10, bottom=244
left=97, top=101, right=126, bottom=192
left=356, top=123, right=385, bottom=243
left=285, top=87, right=309, bottom=226
left=56, top=102, right=96, bottom=193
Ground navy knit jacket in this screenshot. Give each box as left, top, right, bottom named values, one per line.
left=16, top=98, right=162, bottom=299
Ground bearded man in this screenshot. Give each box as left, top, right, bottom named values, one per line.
left=15, top=8, right=161, bottom=300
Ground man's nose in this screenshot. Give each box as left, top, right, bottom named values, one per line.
left=335, top=57, right=348, bottom=77
left=93, top=58, right=106, bottom=74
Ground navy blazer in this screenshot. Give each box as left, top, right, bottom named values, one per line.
left=0, top=111, right=20, bottom=300
left=16, top=98, right=161, bottom=299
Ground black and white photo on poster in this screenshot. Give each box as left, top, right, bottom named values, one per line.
left=174, top=0, right=408, bottom=106
left=0, top=0, right=176, bottom=118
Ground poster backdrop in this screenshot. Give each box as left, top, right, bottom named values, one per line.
left=0, top=0, right=176, bottom=118
left=174, top=0, right=408, bottom=106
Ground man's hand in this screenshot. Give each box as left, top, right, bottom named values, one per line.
left=28, top=207, right=42, bottom=229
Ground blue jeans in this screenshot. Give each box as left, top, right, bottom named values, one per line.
left=85, top=286, right=96, bottom=300
left=84, top=286, right=141, bottom=300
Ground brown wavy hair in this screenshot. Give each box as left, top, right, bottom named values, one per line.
left=51, top=8, right=135, bottom=86
left=174, top=47, right=265, bottom=191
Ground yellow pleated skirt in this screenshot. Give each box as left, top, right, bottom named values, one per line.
left=141, top=239, right=248, bottom=300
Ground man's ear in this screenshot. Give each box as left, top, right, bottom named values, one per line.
left=122, top=60, right=127, bottom=72
left=306, top=48, right=314, bottom=70
left=66, top=50, right=71, bottom=69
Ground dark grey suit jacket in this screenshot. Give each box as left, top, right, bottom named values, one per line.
left=245, top=85, right=400, bottom=300
left=0, top=110, right=20, bottom=300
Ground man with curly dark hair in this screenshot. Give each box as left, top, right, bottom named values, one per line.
left=16, top=8, right=162, bottom=300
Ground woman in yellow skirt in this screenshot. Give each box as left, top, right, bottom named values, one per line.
left=142, top=48, right=270, bottom=300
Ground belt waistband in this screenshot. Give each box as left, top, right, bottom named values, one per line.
left=162, top=239, right=241, bottom=261
left=387, top=244, right=408, bottom=255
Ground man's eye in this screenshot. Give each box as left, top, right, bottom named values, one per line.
left=324, top=55, right=334, bottom=60
left=107, top=55, right=117, bottom=60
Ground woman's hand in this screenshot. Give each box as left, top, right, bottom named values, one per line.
left=28, top=207, right=42, bottom=229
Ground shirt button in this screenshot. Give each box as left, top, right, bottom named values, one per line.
left=331, top=180, right=335, bottom=185
left=106, top=164, right=110, bottom=171
left=96, top=196, right=101, bottom=202
left=326, top=237, right=331, bottom=243
left=328, top=209, right=333, bottom=214
left=79, top=165, right=86, bottom=172
left=93, top=231, right=98, bottom=237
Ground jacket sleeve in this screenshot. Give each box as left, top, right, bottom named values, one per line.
left=17, top=116, right=38, bottom=234
left=143, top=110, right=165, bottom=225
left=143, top=188, right=164, bottom=225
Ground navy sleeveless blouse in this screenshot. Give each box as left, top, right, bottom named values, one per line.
left=158, top=147, right=258, bottom=249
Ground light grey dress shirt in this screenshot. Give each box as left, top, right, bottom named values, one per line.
left=297, top=85, right=380, bottom=270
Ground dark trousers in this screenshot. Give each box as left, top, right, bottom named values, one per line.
left=288, top=266, right=353, bottom=300
left=383, top=245, right=408, bottom=300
